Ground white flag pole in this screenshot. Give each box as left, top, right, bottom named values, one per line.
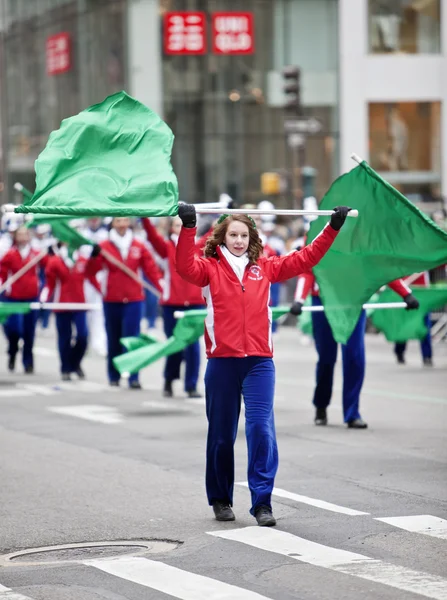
left=29, top=302, right=103, bottom=311
left=194, top=207, right=359, bottom=218
left=173, top=302, right=407, bottom=319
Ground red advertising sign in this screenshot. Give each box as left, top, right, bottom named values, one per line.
left=46, top=32, right=72, bottom=75
left=164, top=12, right=207, bottom=55
left=212, top=12, right=254, bottom=55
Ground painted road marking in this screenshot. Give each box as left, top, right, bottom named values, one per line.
left=86, top=556, right=272, bottom=599
left=236, top=482, right=369, bottom=516
left=0, top=584, right=34, bottom=599
left=0, top=390, right=34, bottom=398
left=376, top=515, right=447, bottom=540
left=48, top=405, right=123, bottom=425
left=209, top=527, right=447, bottom=600
left=17, top=384, right=58, bottom=396
left=33, top=346, right=56, bottom=357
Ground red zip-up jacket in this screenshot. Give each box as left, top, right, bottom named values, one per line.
left=0, top=246, right=48, bottom=299
left=86, top=239, right=163, bottom=303
left=142, top=219, right=204, bottom=306
left=176, top=224, right=339, bottom=358
left=294, top=271, right=412, bottom=302
left=41, top=255, right=101, bottom=306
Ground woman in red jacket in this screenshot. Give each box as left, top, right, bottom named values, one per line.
left=87, top=217, right=163, bottom=389
left=41, top=244, right=100, bottom=381
left=0, top=226, right=48, bottom=373
left=176, top=203, right=350, bottom=527
left=143, top=217, right=205, bottom=398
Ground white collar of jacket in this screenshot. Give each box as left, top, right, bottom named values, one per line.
left=219, top=244, right=249, bottom=283
left=18, top=244, right=31, bottom=260
left=109, top=228, right=133, bottom=260
left=170, top=233, right=179, bottom=246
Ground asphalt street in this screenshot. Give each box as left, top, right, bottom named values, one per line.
left=0, top=318, right=446, bottom=600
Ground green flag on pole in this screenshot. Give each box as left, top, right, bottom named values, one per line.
left=306, top=160, right=447, bottom=344
left=370, top=285, right=447, bottom=342
left=14, top=91, right=178, bottom=217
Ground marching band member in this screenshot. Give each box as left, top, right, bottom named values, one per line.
left=143, top=217, right=205, bottom=398
left=40, top=244, right=98, bottom=381
left=176, top=203, right=350, bottom=526
left=291, top=273, right=420, bottom=428
left=0, top=226, right=49, bottom=373
left=87, top=217, right=162, bottom=389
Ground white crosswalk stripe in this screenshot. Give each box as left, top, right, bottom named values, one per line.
left=0, top=584, right=34, bottom=599
left=208, top=527, right=447, bottom=600
left=376, top=515, right=447, bottom=540
left=85, top=556, right=273, bottom=599
left=236, top=482, right=369, bottom=516
left=48, top=405, right=123, bottom=424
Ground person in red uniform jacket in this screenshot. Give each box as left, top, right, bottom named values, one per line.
left=0, top=226, right=49, bottom=373
left=87, top=217, right=163, bottom=389
left=291, top=271, right=419, bottom=428
left=41, top=244, right=100, bottom=381
left=394, top=272, right=432, bottom=365
left=143, top=217, right=205, bottom=398
left=176, top=203, right=350, bottom=527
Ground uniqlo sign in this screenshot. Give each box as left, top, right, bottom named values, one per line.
left=46, top=32, right=71, bottom=75
left=164, top=12, right=206, bottom=55
left=212, top=12, right=254, bottom=55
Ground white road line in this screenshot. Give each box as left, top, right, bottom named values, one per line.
left=209, top=527, right=447, bottom=600
left=0, top=585, right=34, bottom=599
left=235, top=482, right=369, bottom=516
left=18, top=384, right=58, bottom=396
left=33, top=346, right=56, bottom=357
left=142, top=400, right=191, bottom=412
left=86, top=556, right=272, bottom=599
left=376, top=515, right=447, bottom=540
left=0, top=390, right=34, bottom=398
left=47, top=405, right=123, bottom=425
left=51, top=381, right=119, bottom=393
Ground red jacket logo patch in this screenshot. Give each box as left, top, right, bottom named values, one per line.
left=247, top=265, right=263, bottom=281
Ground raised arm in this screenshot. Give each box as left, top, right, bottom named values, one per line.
left=140, top=246, right=163, bottom=293
left=290, top=271, right=315, bottom=315
left=176, top=203, right=210, bottom=286
left=40, top=258, right=58, bottom=302
left=142, top=218, right=169, bottom=259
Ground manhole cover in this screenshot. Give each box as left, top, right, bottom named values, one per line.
left=0, top=540, right=179, bottom=566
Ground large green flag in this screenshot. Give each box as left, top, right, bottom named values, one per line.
left=306, top=160, right=447, bottom=344
left=371, top=285, right=447, bottom=342
left=14, top=91, right=178, bottom=217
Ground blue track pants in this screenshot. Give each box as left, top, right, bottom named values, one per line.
left=55, top=311, right=88, bottom=374
left=205, top=356, right=278, bottom=515
left=3, top=297, right=38, bottom=369
left=103, top=301, right=142, bottom=384
left=162, top=305, right=202, bottom=391
left=311, top=295, right=366, bottom=423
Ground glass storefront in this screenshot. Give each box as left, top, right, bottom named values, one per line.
left=368, top=0, right=441, bottom=54
left=0, top=0, right=126, bottom=199
left=161, top=0, right=339, bottom=205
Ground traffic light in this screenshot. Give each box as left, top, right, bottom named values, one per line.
left=282, top=66, right=301, bottom=115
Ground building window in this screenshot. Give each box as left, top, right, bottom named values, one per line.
left=369, top=102, right=441, bottom=204
left=368, top=0, right=441, bottom=54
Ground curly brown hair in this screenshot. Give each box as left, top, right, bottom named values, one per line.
left=204, top=215, right=264, bottom=263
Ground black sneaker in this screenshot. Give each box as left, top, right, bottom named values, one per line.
left=212, top=500, right=235, bottom=522
left=396, top=354, right=405, bottom=364
left=129, top=381, right=142, bottom=390
left=8, top=355, right=16, bottom=372
left=24, top=365, right=34, bottom=374
left=75, top=367, right=85, bottom=379
left=314, top=407, right=327, bottom=426
left=163, top=380, right=173, bottom=397
left=187, top=389, right=202, bottom=398
left=61, top=373, right=71, bottom=381
left=347, top=418, right=368, bottom=429
left=423, top=357, right=433, bottom=367
left=110, top=381, right=120, bottom=387
left=254, top=505, right=276, bottom=527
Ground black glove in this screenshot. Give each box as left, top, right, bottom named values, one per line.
left=330, top=206, right=351, bottom=231
left=90, top=244, right=102, bottom=258
left=404, top=293, right=419, bottom=310
left=178, top=202, right=197, bottom=229
left=290, top=301, right=303, bottom=316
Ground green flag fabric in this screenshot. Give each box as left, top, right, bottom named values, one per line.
left=113, top=308, right=291, bottom=375
left=306, top=160, right=447, bottom=344
left=49, top=221, right=92, bottom=252
left=14, top=91, right=178, bottom=217
left=371, top=285, right=447, bottom=342
left=0, top=302, right=31, bottom=324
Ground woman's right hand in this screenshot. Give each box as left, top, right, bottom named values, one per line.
left=178, top=203, right=197, bottom=229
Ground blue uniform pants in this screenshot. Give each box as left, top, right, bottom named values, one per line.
left=144, top=282, right=159, bottom=328
left=205, top=357, right=278, bottom=515
left=311, top=295, right=366, bottom=423
left=163, top=305, right=202, bottom=391
left=3, top=297, right=38, bottom=369
left=103, top=301, right=142, bottom=384
left=55, top=311, right=88, bottom=374
left=394, top=314, right=432, bottom=359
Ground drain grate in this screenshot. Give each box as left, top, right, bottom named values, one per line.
left=0, top=540, right=179, bottom=566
